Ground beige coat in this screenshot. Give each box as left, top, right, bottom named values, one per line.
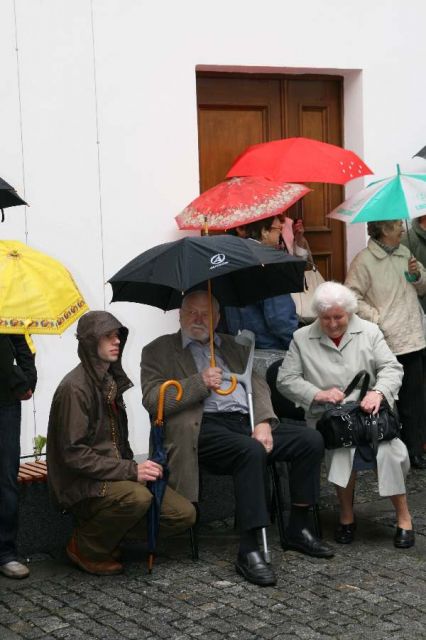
left=276, top=315, right=409, bottom=496
left=345, top=239, right=426, bottom=355
left=141, top=331, right=277, bottom=502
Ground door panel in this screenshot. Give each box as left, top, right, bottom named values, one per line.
left=196, top=73, right=345, bottom=281
left=197, top=77, right=282, bottom=192
left=285, top=78, right=345, bottom=280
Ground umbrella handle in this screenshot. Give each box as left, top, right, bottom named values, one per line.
left=156, top=380, right=183, bottom=424
left=214, top=374, right=238, bottom=396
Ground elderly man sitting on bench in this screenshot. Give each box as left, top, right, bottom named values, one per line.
left=141, top=290, right=333, bottom=587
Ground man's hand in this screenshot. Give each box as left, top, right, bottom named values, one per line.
left=252, top=422, right=273, bottom=453
left=137, top=460, right=163, bottom=483
left=314, top=388, right=345, bottom=404
left=201, top=366, right=223, bottom=390
left=360, top=390, right=382, bottom=415
left=16, top=389, right=33, bottom=401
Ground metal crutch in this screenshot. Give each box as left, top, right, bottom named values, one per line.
left=231, top=330, right=271, bottom=564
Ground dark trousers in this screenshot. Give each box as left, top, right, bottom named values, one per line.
left=0, top=401, right=21, bottom=565
left=396, top=350, right=426, bottom=458
left=198, top=413, right=323, bottom=532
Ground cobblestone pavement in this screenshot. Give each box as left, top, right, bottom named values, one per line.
left=2, top=469, right=426, bottom=640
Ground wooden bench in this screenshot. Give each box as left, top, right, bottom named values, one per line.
left=18, top=460, right=47, bottom=484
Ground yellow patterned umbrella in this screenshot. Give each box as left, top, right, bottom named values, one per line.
left=0, top=240, right=89, bottom=352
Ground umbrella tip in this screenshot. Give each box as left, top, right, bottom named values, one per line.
left=397, top=163, right=401, bottom=175
left=147, top=553, right=154, bottom=573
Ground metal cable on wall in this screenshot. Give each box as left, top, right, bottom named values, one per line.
left=90, top=0, right=106, bottom=310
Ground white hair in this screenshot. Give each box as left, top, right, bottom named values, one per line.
left=311, top=281, right=358, bottom=316
left=181, top=290, right=220, bottom=313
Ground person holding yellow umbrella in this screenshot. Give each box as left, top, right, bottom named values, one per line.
left=0, top=239, right=89, bottom=578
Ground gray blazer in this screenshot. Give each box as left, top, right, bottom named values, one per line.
left=141, top=331, right=277, bottom=502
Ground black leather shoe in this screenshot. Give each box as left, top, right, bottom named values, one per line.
left=334, top=522, right=356, bottom=544
left=394, top=527, right=415, bottom=549
left=409, top=455, right=426, bottom=469
left=235, top=551, right=277, bottom=586
left=284, top=528, right=335, bottom=558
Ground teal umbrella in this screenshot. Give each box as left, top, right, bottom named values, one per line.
left=328, top=165, right=426, bottom=224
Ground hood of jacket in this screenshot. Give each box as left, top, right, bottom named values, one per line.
left=76, top=311, right=133, bottom=394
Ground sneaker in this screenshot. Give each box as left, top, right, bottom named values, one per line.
left=0, top=561, right=30, bottom=579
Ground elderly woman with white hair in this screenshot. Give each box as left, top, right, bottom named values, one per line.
left=277, top=281, right=414, bottom=549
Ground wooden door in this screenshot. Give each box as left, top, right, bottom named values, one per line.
left=197, top=74, right=345, bottom=281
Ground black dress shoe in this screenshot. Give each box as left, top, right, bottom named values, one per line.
left=283, top=528, right=335, bottom=558
left=394, top=527, right=415, bottom=549
left=334, top=522, right=356, bottom=544
left=235, top=551, right=277, bottom=586
left=409, top=455, right=426, bottom=469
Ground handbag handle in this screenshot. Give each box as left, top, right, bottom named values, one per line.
left=343, top=370, right=370, bottom=400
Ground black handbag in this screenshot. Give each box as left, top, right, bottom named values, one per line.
left=316, top=371, right=401, bottom=457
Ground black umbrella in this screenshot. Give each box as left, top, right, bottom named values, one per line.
left=109, top=234, right=305, bottom=310
left=0, top=177, right=27, bottom=222
left=147, top=380, right=182, bottom=573
left=109, top=234, right=305, bottom=394
left=413, top=146, right=426, bottom=160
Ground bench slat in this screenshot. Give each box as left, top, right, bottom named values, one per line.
left=18, top=460, right=48, bottom=484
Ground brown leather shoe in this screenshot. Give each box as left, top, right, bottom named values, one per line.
left=66, top=536, right=123, bottom=575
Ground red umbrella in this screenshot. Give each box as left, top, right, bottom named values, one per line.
left=226, top=137, right=373, bottom=185
left=175, top=176, right=310, bottom=231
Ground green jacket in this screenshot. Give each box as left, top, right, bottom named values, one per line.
left=401, top=219, right=426, bottom=312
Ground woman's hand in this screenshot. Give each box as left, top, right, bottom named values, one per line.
left=314, top=387, right=345, bottom=404
left=360, top=390, right=382, bottom=415
left=252, top=422, right=273, bottom=453
left=408, top=256, right=420, bottom=279
left=293, top=219, right=308, bottom=248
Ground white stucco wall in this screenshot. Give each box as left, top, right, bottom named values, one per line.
left=1, top=0, right=426, bottom=456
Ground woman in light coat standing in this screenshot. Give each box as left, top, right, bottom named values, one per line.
left=277, top=282, right=414, bottom=549
left=345, top=220, right=426, bottom=468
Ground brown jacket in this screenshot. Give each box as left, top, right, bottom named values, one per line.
left=141, top=331, right=277, bottom=502
left=47, top=311, right=137, bottom=509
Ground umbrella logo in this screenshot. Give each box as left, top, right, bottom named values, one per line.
left=210, top=253, right=229, bottom=270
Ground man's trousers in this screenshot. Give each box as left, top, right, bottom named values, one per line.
left=71, top=481, right=196, bottom=561
left=0, top=401, right=21, bottom=565
left=198, top=412, right=324, bottom=532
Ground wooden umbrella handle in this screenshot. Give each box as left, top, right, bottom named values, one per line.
left=156, top=380, right=183, bottom=424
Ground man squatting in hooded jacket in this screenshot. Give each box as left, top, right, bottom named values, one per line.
left=141, top=291, right=334, bottom=587
left=47, top=311, right=195, bottom=576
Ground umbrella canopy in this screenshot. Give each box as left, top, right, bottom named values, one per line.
left=175, top=176, right=310, bottom=231
left=414, top=145, right=426, bottom=160
left=108, top=234, right=305, bottom=311
left=147, top=380, right=182, bottom=573
left=226, top=136, right=373, bottom=185
left=328, top=165, right=426, bottom=224
left=0, top=240, right=88, bottom=350
left=0, top=177, right=27, bottom=221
